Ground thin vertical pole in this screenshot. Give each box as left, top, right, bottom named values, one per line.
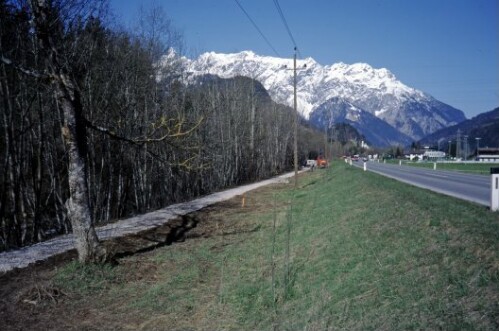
left=293, top=47, right=298, bottom=188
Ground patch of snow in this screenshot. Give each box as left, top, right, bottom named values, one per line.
left=375, top=109, right=388, bottom=117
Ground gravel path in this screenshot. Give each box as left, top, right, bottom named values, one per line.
left=0, top=171, right=300, bottom=273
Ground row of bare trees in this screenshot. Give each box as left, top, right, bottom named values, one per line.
left=0, top=0, right=326, bottom=261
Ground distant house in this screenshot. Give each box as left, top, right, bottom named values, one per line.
left=404, top=148, right=423, bottom=161
left=424, top=150, right=446, bottom=160
left=477, top=148, right=499, bottom=162
left=407, top=153, right=423, bottom=161
left=406, top=148, right=445, bottom=161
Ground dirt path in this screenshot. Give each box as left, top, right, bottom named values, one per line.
left=0, top=171, right=300, bottom=274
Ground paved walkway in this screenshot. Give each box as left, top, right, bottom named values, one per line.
left=0, top=171, right=299, bottom=273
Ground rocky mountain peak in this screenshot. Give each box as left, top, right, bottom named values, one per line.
left=162, top=50, right=466, bottom=145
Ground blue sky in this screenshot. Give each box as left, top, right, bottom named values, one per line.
left=109, top=0, right=498, bottom=118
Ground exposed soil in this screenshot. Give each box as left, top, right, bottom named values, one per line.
left=0, top=194, right=257, bottom=331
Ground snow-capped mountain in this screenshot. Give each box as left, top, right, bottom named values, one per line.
left=163, top=50, right=466, bottom=144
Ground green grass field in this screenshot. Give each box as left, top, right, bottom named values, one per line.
left=386, top=159, right=498, bottom=174
left=45, top=163, right=499, bottom=329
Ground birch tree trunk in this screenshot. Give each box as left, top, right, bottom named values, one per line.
left=30, top=0, right=105, bottom=263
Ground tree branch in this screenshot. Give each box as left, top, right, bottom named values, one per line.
left=85, top=119, right=142, bottom=145
left=85, top=118, right=203, bottom=170
left=0, top=54, right=51, bottom=81
left=134, top=116, right=204, bottom=143
left=86, top=115, right=204, bottom=145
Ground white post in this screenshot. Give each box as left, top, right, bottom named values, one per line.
left=433, top=162, right=437, bottom=170
left=491, top=168, right=499, bottom=211
left=363, top=162, right=366, bottom=171
left=399, top=160, right=402, bottom=166
left=349, top=159, right=352, bottom=166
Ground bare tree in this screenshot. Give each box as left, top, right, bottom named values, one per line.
left=28, top=0, right=106, bottom=262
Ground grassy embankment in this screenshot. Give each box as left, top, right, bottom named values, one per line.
left=385, top=159, right=498, bottom=174
left=23, top=162, right=499, bottom=330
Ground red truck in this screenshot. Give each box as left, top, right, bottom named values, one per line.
left=317, top=155, right=328, bottom=168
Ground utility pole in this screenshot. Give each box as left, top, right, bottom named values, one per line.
left=325, top=111, right=333, bottom=162
left=293, top=47, right=298, bottom=188
left=324, top=125, right=328, bottom=162
left=476, top=137, right=481, bottom=159
left=456, top=129, right=461, bottom=159
left=464, top=135, right=468, bottom=160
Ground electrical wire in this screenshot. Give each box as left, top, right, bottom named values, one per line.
left=233, top=0, right=281, bottom=57
left=272, top=0, right=302, bottom=58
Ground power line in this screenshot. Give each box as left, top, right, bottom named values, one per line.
left=233, top=0, right=281, bottom=57
left=272, top=0, right=296, bottom=46
left=272, top=0, right=302, bottom=58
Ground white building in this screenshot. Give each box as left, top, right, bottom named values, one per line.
left=424, top=150, right=446, bottom=160
left=477, top=148, right=499, bottom=162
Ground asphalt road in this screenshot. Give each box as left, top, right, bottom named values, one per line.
left=353, top=161, right=490, bottom=206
